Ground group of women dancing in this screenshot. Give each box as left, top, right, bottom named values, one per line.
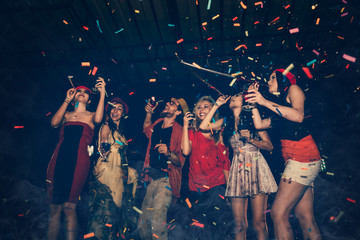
left=46, top=68, right=323, bottom=240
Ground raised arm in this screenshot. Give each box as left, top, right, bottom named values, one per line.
left=51, top=88, right=76, bottom=128
left=93, top=77, right=106, bottom=124
left=181, top=112, right=193, bottom=156
left=198, top=95, right=230, bottom=131
left=247, top=85, right=305, bottom=123
left=143, top=101, right=157, bottom=131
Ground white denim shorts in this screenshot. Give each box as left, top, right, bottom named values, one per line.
left=281, top=159, right=321, bottom=186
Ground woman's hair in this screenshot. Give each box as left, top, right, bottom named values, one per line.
left=192, top=96, right=221, bottom=142
left=222, top=110, right=255, bottom=147
left=105, top=103, right=126, bottom=142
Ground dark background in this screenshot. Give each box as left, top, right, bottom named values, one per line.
left=0, top=0, right=360, bottom=239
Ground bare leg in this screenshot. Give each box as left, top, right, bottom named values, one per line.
left=294, top=187, right=322, bottom=240
left=271, top=179, right=307, bottom=240
left=47, top=204, right=62, bottom=240
left=250, top=194, right=268, bottom=240
left=62, top=202, right=77, bottom=240
left=231, top=198, right=248, bottom=240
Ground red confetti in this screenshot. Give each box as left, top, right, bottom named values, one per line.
left=232, top=16, right=238, bottom=21
left=207, top=37, right=213, bottom=41
left=284, top=5, right=290, bottom=9
left=127, top=139, right=133, bottom=142
left=92, top=66, right=98, bottom=75
left=83, top=26, right=89, bottom=31
left=302, top=67, right=313, bottom=79
left=218, top=194, right=225, bottom=199
left=129, top=92, right=134, bottom=95
left=14, top=126, right=24, bottom=129
left=347, top=198, right=356, bottom=203
left=45, top=112, right=52, bottom=116
left=176, top=38, right=184, bottom=44
left=84, top=232, right=95, bottom=238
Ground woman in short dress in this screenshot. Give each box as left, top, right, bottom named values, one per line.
left=210, top=94, right=277, bottom=240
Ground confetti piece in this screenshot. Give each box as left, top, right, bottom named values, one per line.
left=270, top=17, right=280, bottom=24
left=346, top=198, right=356, bottom=203
left=63, top=20, right=68, bottom=25
left=289, top=28, right=299, bottom=34
left=203, top=185, right=210, bottom=189
left=92, top=66, right=98, bottom=75
left=45, top=112, right=51, bottom=116
left=302, top=67, right=313, bottom=79
left=229, top=78, right=237, bottom=87
left=147, top=208, right=154, bottom=210
left=165, top=186, right=172, bottom=191
left=133, top=206, right=143, bottom=214
left=334, top=211, right=344, bottom=223
left=168, top=24, right=175, bottom=27
left=127, top=139, right=132, bottom=142
left=219, top=194, right=225, bottom=199
left=234, top=23, right=240, bottom=27
left=254, top=21, right=259, bottom=24
left=275, top=108, right=282, bottom=116
left=149, top=79, right=156, bottom=82
left=312, top=50, right=320, bottom=55
left=14, top=126, right=24, bottom=129
left=83, top=26, right=89, bottom=31
left=240, top=1, right=247, bottom=9
left=212, top=14, right=219, bottom=20
left=84, top=232, right=95, bottom=238
left=177, top=38, right=184, bottom=44
left=162, top=67, right=167, bottom=70
left=207, top=37, right=213, bottom=41
left=135, top=10, right=140, bottom=13
left=193, top=222, right=205, bottom=228
left=255, top=1, right=263, bottom=8
left=316, top=18, right=320, bottom=25
left=326, top=172, right=334, bottom=176
left=341, top=12, right=348, bottom=17
left=245, top=31, right=249, bottom=36
left=207, top=0, right=212, bottom=10
left=330, top=216, right=335, bottom=221
left=106, top=223, right=112, bottom=227
left=202, top=22, right=207, bottom=26
left=256, top=43, right=262, bottom=46
left=115, top=28, right=124, bottom=34
left=246, top=163, right=252, bottom=167
left=272, top=92, right=280, bottom=95
left=81, top=62, right=90, bottom=67
left=284, top=5, right=290, bottom=9
left=248, top=57, right=254, bottom=61
left=129, top=92, right=134, bottom=95
left=234, top=44, right=247, bottom=51
left=306, top=59, right=317, bottom=66
left=153, top=233, right=159, bottom=238
left=96, top=20, right=103, bottom=33
left=232, top=16, right=238, bottom=21
left=283, top=63, right=294, bottom=76
left=342, top=54, right=356, bottom=62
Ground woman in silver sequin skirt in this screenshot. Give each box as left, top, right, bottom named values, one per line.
left=217, top=93, right=277, bottom=240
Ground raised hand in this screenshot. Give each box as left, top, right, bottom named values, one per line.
left=215, top=95, right=231, bottom=106
left=95, top=77, right=106, bottom=96
left=66, top=88, right=76, bottom=102
left=183, top=111, right=195, bottom=127
left=145, top=101, right=157, bottom=113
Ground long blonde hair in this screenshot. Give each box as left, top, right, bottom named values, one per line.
left=192, top=96, right=221, bottom=142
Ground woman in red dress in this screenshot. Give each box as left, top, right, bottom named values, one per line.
left=46, top=78, right=106, bottom=240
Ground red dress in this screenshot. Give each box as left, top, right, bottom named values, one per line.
left=47, top=121, right=94, bottom=204
left=188, top=129, right=230, bottom=192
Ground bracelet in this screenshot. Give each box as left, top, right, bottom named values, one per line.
left=214, top=102, right=219, bottom=106
left=64, top=100, right=70, bottom=104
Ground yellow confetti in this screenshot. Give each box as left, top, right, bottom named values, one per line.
left=212, top=14, right=220, bottom=20
left=149, top=78, right=156, bottom=82
left=233, top=23, right=240, bottom=27
left=132, top=206, right=143, bottom=214
left=240, top=1, right=247, bottom=9
left=135, top=10, right=140, bottom=13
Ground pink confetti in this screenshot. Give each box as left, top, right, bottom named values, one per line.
left=342, top=0, right=347, bottom=3
left=341, top=12, right=348, bottom=17
left=312, top=50, right=320, bottom=55
left=289, top=28, right=299, bottom=34
left=343, top=54, right=356, bottom=62
left=162, top=67, right=167, bottom=70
